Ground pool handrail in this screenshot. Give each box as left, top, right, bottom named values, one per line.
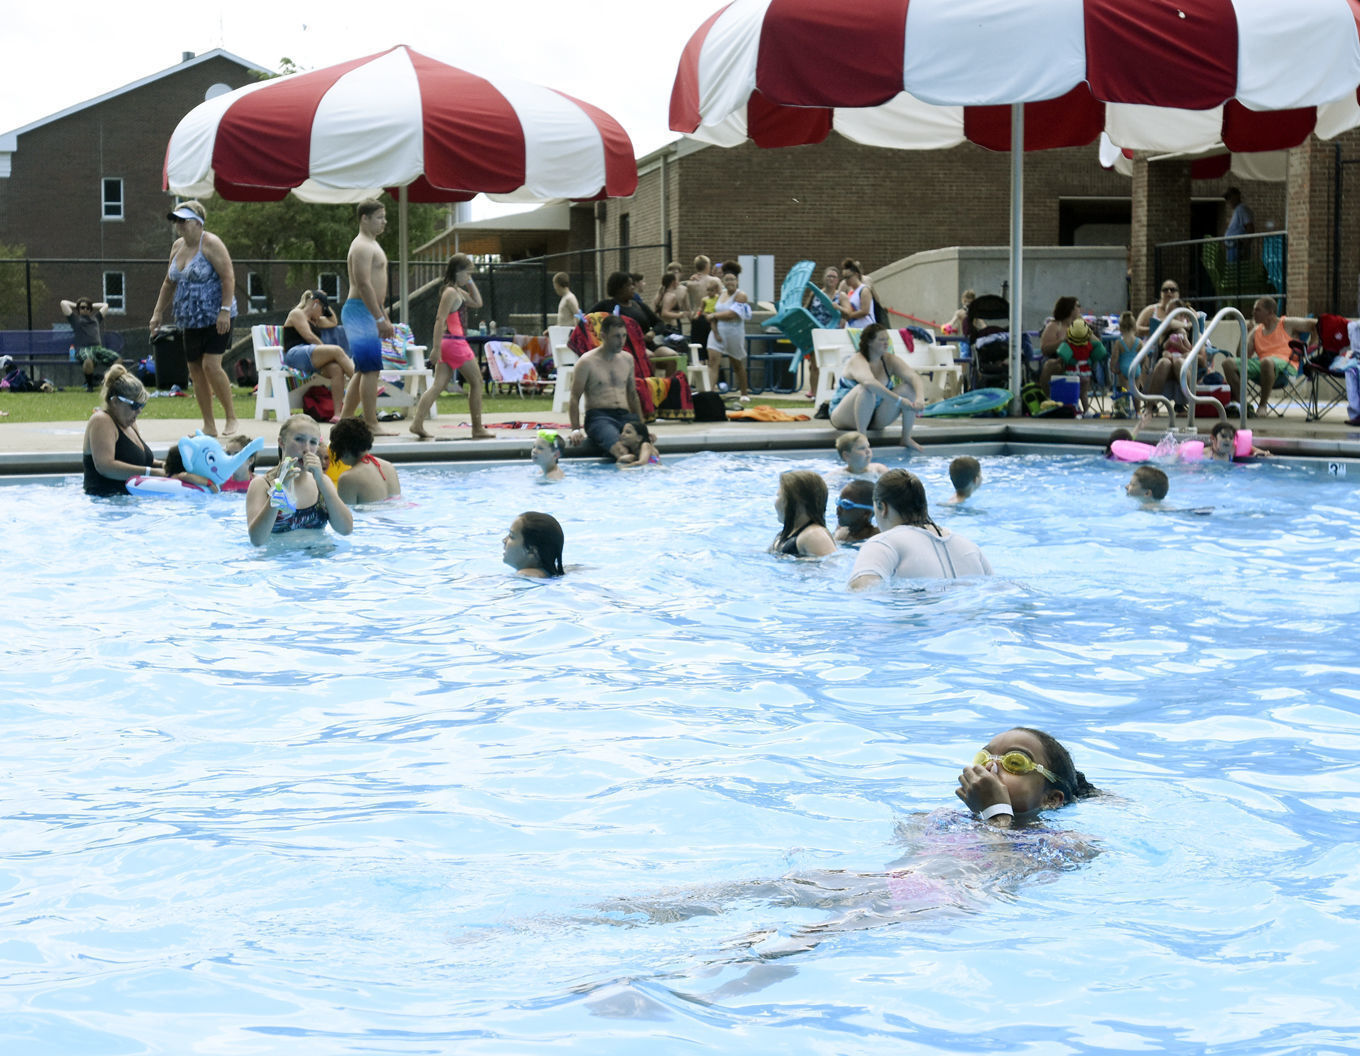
left=1178, top=307, right=1249, bottom=430
left=1127, top=306, right=1202, bottom=422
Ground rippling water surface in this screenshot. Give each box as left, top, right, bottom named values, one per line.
left=3, top=451, right=1360, bottom=1054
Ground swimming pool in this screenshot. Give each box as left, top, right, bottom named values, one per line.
left=4, top=451, right=1360, bottom=1054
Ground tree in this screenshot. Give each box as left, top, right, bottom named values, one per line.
left=0, top=242, right=50, bottom=329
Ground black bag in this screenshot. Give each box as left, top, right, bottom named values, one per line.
left=693, top=391, right=727, bottom=422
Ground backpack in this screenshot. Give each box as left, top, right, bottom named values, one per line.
left=235, top=357, right=259, bottom=388
left=693, top=391, right=727, bottom=422
left=302, top=385, right=334, bottom=423
left=2, top=367, right=37, bottom=393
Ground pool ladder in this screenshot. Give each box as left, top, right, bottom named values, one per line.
left=1127, top=307, right=1250, bottom=433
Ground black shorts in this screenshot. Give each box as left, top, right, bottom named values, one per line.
left=182, top=324, right=230, bottom=363
left=584, top=407, right=642, bottom=458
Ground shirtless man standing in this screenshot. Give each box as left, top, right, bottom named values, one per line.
left=567, top=315, right=646, bottom=462
left=340, top=199, right=396, bottom=435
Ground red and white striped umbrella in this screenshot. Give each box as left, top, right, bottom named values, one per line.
left=671, top=0, right=1360, bottom=154
left=165, top=45, right=637, bottom=203
left=671, top=0, right=1360, bottom=410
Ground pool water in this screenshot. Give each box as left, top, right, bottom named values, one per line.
left=4, top=451, right=1360, bottom=1054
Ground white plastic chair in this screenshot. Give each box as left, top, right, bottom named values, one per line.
left=811, top=328, right=855, bottom=408
left=685, top=342, right=712, bottom=391
left=251, top=325, right=308, bottom=421
left=550, top=328, right=580, bottom=414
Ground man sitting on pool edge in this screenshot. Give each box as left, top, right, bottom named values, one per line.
left=567, top=315, right=646, bottom=461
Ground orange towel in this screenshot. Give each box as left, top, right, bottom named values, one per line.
left=725, top=405, right=811, bottom=422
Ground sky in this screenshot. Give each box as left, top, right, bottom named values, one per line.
left=1, top=0, right=716, bottom=217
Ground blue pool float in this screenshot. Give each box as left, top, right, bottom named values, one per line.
left=919, top=388, right=1012, bottom=418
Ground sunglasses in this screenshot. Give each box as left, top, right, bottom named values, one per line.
left=973, top=749, right=1058, bottom=784
left=837, top=497, right=875, bottom=511
left=113, top=395, right=147, bottom=412
left=1162, top=286, right=1179, bottom=293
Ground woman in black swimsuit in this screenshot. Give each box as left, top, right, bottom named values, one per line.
left=769, top=470, right=836, bottom=558
left=82, top=365, right=163, bottom=496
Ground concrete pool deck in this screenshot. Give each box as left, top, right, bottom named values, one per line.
left=4, top=401, right=1360, bottom=476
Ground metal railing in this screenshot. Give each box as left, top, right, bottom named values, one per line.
left=1153, top=231, right=1286, bottom=314
left=1128, top=306, right=1250, bottom=432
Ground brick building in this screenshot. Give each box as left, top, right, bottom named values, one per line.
left=0, top=49, right=270, bottom=330
left=590, top=131, right=1359, bottom=326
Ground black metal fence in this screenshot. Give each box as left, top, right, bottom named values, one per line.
left=1153, top=231, right=1287, bottom=314
left=414, top=242, right=672, bottom=334
left=2, top=242, right=675, bottom=342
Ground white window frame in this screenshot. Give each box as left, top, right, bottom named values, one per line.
left=102, top=271, right=126, bottom=313
left=247, top=272, right=268, bottom=314
left=317, top=272, right=341, bottom=300
left=102, top=177, right=124, bottom=221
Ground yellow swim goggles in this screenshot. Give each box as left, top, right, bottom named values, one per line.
left=973, top=749, right=1058, bottom=785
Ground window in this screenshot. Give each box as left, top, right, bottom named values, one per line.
left=247, top=272, right=267, bottom=314
left=102, top=178, right=123, bottom=220
left=103, top=272, right=125, bottom=313
left=317, top=272, right=341, bottom=300
left=619, top=213, right=630, bottom=272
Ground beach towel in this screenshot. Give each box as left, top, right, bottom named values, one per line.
left=485, top=341, right=540, bottom=385
left=725, top=405, right=811, bottom=422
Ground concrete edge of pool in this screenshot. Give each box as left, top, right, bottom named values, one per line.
left=3, top=417, right=1360, bottom=478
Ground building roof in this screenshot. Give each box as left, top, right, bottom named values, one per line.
left=0, top=49, right=271, bottom=169
left=449, top=201, right=573, bottom=234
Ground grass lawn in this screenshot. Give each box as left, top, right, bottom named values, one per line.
left=0, top=388, right=812, bottom=424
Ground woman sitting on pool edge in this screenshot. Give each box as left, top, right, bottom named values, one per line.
left=503, top=511, right=565, bottom=578
left=771, top=470, right=837, bottom=558
left=246, top=415, right=354, bottom=545
left=828, top=324, right=927, bottom=451
left=849, top=469, right=991, bottom=589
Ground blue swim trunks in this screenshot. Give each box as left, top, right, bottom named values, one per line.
left=342, top=299, right=383, bottom=373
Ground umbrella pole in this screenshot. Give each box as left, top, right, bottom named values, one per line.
left=1008, top=104, right=1024, bottom=415
left=399, top=185, right=410, bottom=327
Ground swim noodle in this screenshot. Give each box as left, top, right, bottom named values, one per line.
left=1109, top=439, right=1205, bottom=463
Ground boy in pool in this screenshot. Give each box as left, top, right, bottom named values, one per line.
left=944, top=455, right=982, bottom=505
left=616, top=421, right=661, bottom=469
left=833, top=479, right=879, bottom=543
left=1126, top=465, right=1168, bottom=503
left=531, top=429, right=566, bottom=481
left=834, top=431, right=888, bottom=477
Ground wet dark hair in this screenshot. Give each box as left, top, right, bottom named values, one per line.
left=837, top=479, right=876, bottom=533
left=164, top=443, right=185, bottom=477
left=949, top=456, right=980, bottom=492
left=855, top=323, right=889, bottom=356
left=1015, top=727, right=1098, bottom=806
left=357, top=198, right=384, bottom=221
left=1132, top=465, right=1169, bottom=500
left=518, top=511, right=565, bottom=577
left=874, top=469, right=941, bottom=536
left=328, top=417, right=374, bottom=462
left=1053, top=296, right=1078, bottom=322
left=600, top=314, right=627, bottom=336
left=1210, top=421, right=1237, bottom=444
left=777, top=470, right=828, bottom=546
left=1104, top=428, right=1134, bottom=458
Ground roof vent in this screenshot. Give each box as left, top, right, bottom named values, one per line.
left=182, top=51, right=195, bottom=62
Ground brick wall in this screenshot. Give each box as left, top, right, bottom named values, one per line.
left=0, top=55, right=263, bottom=329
